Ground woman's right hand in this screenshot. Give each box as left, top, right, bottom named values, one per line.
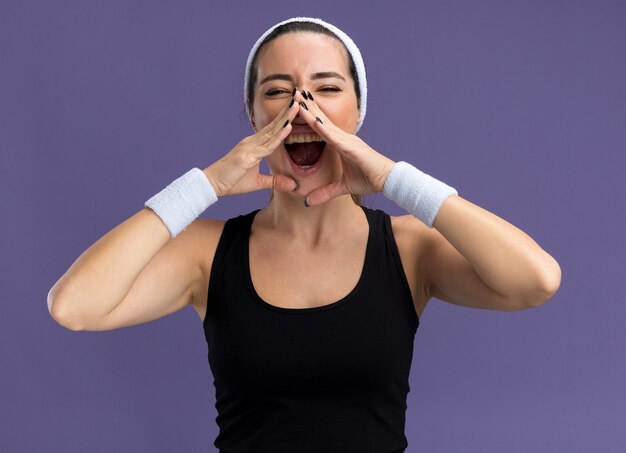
left=202, top=91, right=302, bottom=197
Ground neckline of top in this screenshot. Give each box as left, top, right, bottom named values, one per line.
left=242, top=205, right=374, bottom=314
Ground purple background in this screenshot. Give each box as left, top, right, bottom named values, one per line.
left=2, top=1, right=624, bottom=451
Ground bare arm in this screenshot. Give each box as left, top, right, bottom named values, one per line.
left=427, top=195, right=562, bottom=310
left=47, top=205, right=207, bottom=331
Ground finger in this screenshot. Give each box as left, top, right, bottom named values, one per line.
left=301, top=89, right=330, bottom=125
left=256, top=90, right=302, bottom=140
left=263, top=91, right=301, bottom=145
left=304, top=179, right=350, bottom=207
left=298, top=91, right=330, bottom=125
left=257, top=121, right=292, bottom=158
left=256, top=91, right=299, bottom=151
left=296, top=95, right=339, bottom=146
left=251, top=95, right=301, bottom=160
left=257, top=173, right=299, bottom=193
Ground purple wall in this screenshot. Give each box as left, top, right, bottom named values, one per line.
left=2, top=0, right=624, bottom=451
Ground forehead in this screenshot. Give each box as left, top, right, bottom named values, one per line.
left=256, top=32, right=348, bottom=76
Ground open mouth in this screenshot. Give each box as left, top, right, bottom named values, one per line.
left=284, top=133, right=326, bottom=169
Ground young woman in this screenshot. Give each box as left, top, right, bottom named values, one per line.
left=48, top=17, right=561, bottom=453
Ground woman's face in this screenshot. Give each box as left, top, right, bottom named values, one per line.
left=251, top=31, right=359, bottom=186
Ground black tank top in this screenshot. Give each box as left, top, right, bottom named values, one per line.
left=203, top=205, right=420, bottom=453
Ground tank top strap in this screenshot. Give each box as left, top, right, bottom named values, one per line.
left=361, top=205, right=420, bottom=328
left=203, top=209, right=260, bottom=325
left=214, top=209, right=260, bottom=267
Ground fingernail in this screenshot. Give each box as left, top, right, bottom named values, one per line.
left=301, top=90, right=308, bottom=100
left=304, top=197, right=310, bottom=208
left=300, top=101, right=308, bottom=111
left=289, top=97, right=295, bottom=108
left=292, top=178, right=300, bottom=191
left=307, top=91, right=314, bottom=101
left=283, top=119, right=289, bottom=128
left=315, top=116, right=323, bottom=124
left=291, top=86, right=296, bottom=97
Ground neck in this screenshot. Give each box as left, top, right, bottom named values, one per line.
left=258, top=191, right=362, bottom=247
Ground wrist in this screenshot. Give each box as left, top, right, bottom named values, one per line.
left=202, top=166, right=223, bottom=198
left=144, top=167, right=219, bottom=238
left=382, top=161, right=458, bottom=228
left=379, top=158, right=396, bottom=191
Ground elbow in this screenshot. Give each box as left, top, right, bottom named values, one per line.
left=48, top=287, right=84, bottom=331
left=527, top=259, right=562, bottom=308
left=50, top=305, right=84, bottom=331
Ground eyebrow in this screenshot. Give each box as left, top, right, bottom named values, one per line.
left=259, top=71, right=347, bottom=85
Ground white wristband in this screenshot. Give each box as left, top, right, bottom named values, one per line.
left=144, top=167, right=218, bottom=238
left=382, top=161, right=458, bottom=228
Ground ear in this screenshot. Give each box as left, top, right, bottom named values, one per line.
left=250, top=113, right=256, bottom=132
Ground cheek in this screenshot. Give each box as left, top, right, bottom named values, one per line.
left=319, top=103, right=341, bottom=123
left=324, top=103, right=358, bottom=130
left=253, top=101, right=284, bottom=129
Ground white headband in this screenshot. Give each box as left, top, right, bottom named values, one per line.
left=243, top=16, right=367, bottom=134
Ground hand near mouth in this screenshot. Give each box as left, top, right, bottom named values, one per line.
left=203, top=92, right=303, bottom=197
left=295, top=94, right=396, bottom=207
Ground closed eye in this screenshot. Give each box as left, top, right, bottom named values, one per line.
left=265, top=87, right=342, bottom=96
left=265, top=89, right=290, bottom=96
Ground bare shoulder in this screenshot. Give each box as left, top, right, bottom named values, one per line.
left=388, top=214, right=435, bottom=319
left=389, top=213, right=433, bottom=264
left=185, top=218, right=226, bottom=319
left=187, top=218, right=227, bottom=270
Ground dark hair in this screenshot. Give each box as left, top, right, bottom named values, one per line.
left=246, top=20, right=363, bottom=207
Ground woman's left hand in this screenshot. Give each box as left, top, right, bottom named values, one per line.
left=296, top=93, right=396, bottom=207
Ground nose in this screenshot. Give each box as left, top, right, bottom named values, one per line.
left=299, top=87, right=313, bottom=100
